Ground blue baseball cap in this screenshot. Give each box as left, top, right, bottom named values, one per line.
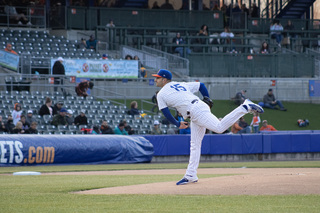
left=60, top=108, right=67, bottom=113
left=152, top=69, right=172, bottom=80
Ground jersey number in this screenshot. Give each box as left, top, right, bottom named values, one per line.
left=170, top=84, right=186, bottom=91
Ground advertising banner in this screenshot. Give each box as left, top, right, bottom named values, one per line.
left=51, top=58, right=138, bottom=78
left=0, top=50, right=19, bottom=71
left=0, top=135, right=154, bottom=166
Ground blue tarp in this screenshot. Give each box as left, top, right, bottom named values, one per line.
left=0, top=135, right=154, bottom=166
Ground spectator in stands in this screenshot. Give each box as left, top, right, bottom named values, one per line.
left=39, top=97, right=53, bottom=117
left=125, top=54, right=133, bottom=60
left=260, top=120, right=277, bottom=131
left=75, top=80, right=94, bottom=97
left=250, top=112, right=261, bottom=133
left=0, top=115, right=7, bottom=133
left=4, top=1, right=32, bottom=26
left=233, top=90, right=246, bottom=105
left=102, top=54, right=109, bottom=60
left=51, top=108, right=68, bottom=127
left=151, top=91, right=159, bottom=113
left=151, top=1, right=160, bottom=9
left=150, top=120, right=162, bottom=135
left=177, top=112, right=190, bottom=134
left=198, top=24, right=209, bottom=45
left=128, top=101, right=141, bottom=116
left=239, top=117, right=251, bottom=133
left=91, top=125, right=100, bottom=134
left=66, top=109, right=74, bottom=125
left=231, top=117, right=251, bottom=134
left=12, top=103, right=22, bottom=126
left=284, top=20, right=296, bottom=46
left=106, top=19, right=115, bottom=27
left=270, top=19, right=283, bottom=47
left=260, top=41, right=270, bottom=54
left=100, top=120, right=114, bottom=134
left=160, top=0, right=174, bottom=9
left=140, top=67, right=147, bottom=78
left=52, top=101, right=64, bottom=115
left=241, top=4, right=249, bottom=16
left=5, top=114, right=15, bottom=134
left=4, top=43, right=18, bottom=55
left=26, top=110, right=36, bottom=125
left=121, top=119, right=134, bottom=135
left=114, top=122, right=128, bottom=135
left=250, top=3, right=260, bottom=18
left=172, top=32, right=191, bottom=58
left=220, top=26, right=236, bottom=53
left=86, top=35, right=100, bottom=50
left=25, top=121, right=38, bottom=134
left=12, top=121, right=25, bottom=134
left=77, top=38, right=87, bottom=49
left=52, top=57, right=65, bottom=93
left=74, top=110, right=88, bottom=126
left=134, top=55, right=143, bottom=68
left=263, top=88, right=287, bottom=111
left=19, top=115, right=30, bottom=130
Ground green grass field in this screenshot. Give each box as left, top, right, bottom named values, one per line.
left=122, top=99, right=320, bottom=131
left=1, top=162, right=320, bottom=213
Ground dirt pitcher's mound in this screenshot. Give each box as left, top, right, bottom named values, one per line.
left=73, top=168, right=320, bottom=195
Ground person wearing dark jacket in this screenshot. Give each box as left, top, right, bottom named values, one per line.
left=263, top=88, right=287, bottom=111
left=39, top=97, right=53, bottom=117
left=25, top=122, right=38, bottom=134
left=52, top=57, right=65, bottom=93
left=5, top=115, right=15, bottom=134
left=52, top=101, right=64, bottom=116
left=0, top=115, right=7, bottom=133
left=74, top=110, right=88, bottom=126
left=75, top=80, right=94, bottom=97
left=51, top=108, right=68, bottom=127
left=100, top=120, right=114, bottom=134
left=128, top=101, right=141, bottom=116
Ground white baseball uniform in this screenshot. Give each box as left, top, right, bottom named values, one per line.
left=157, top=81, right=247, bottom=179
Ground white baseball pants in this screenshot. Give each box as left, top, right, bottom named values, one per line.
left=185, top=101, right=247, bottom=178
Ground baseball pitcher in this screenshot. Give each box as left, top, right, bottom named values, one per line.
left=152, top=69, right=264, bottom=185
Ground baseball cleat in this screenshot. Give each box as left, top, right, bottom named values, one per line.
left=176, top=177, right=198, bottom=185
left=243, top=99, right=264, bottom=114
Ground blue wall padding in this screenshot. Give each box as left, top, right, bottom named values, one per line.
left=0, top=135, right=154, bottom=166
left=146, top=132, right=320, bottom=156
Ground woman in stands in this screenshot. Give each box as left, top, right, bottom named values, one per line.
left=12, top=121, right=25, bottom=134
left=260, top=41, right=270, bottom=54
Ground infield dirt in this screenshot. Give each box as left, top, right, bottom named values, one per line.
left=51, top=168, right=320, bottom=195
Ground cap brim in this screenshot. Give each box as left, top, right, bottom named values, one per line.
left=152, top=74, right=162, bottom=78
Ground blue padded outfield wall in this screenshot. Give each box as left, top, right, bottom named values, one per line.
left=0, top=135, right=154, bottom=166
left=1, top=132, right=319, bottom=166
left=144, top=131, right=320, bottom=156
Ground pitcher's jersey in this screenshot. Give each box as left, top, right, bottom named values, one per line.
left=157, top=81, right=201, bottom=118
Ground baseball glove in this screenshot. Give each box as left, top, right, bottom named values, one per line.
left=202, top=96, right=214, bottom=109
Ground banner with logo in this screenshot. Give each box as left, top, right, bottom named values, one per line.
left=51, top=58, right=138, bottom=78
left=0, top=135, right=154, bottom=166
left=0, top=50, right=19, bottom=71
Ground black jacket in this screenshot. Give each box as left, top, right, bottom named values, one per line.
left=5, top=120, right=15, bottom=134
left=52, top=61, right=65, bottom=75
left=25, top=128, right=38, bottom=134
left=39, top=104, right=52, bottom=117
left=100, top=125, right=114, bottom=134
left=74, top=115, right=88, bottom=125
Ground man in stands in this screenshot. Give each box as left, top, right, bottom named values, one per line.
left=52, top=57, right=65, bottom=93
left=260, top=120, right=277, bottom=131
left=74, top=110, right=88, bottom=126
left=51, top=108, right=68, bottom=127
left=4, top=43, right=17, bottom=55
left=100, top=120, right=114, bottom=134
